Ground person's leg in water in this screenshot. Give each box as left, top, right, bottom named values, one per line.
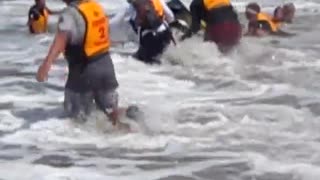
left=83, top=53, right=143, bottom=128
left=133, top=29, right=171, bottom=64
left=93, top=89, right=143, bottom=131
left=63, top=65, right=94, bottom=121
left=63, top=83, right=131, bottom=125
left=93, top=89, right=119, bottom=125
left=64, top=89, right=94, bottom=122
left=96, top=89, right=142, bottom=120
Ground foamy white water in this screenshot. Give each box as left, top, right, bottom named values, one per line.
left=1, top=0, right=320, bottom=179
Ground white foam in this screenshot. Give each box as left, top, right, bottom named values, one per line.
left=246, top=152, right=320, bottom=180
left=1, top=0, right=320, bottom=179
left=0, top=111, right=24, bottom=132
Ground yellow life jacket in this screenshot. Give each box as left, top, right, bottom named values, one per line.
left=257, top=12, right=281, bottom=32
left=203, top=0, right=231, bottom=11
left=31, top=8, right=49, bottom=34
left=77, top=0, right=110, bottom=58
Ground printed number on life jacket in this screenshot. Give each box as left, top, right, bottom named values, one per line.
left=98, top=26, right=106, bottom=39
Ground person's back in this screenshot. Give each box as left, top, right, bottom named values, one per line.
left=181, top=0, right=242, bottom=53
left=202, top=0, right=241, bottom=52
left=202, top=0, right=238, bottom=25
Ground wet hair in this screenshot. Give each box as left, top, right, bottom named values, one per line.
left=246, top=2, right=261, bottom=14
left=273, top=6, right=281, bottom=16
left=283, top=3, right=295, bottom=22
left=246, top=2, right=261, bottom=18
left=35, top=0, right=45, bottom=7
left=273, top=6, right=285, bottom=21
left=245, top=2, right=260, bottom=21
left=284, top=3, right=295, bottom=11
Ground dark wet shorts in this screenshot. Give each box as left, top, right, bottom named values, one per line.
left=64, top=88, right=118, bottom=119
left=64, top=53, right=119, bottom=119
left=205, top=21, right=242, bottom=53
left=134, top=28, right=172, bottom=64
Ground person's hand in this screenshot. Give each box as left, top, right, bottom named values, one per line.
left=36, top=62, right=50, bottom=82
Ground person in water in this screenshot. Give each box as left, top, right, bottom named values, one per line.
left=110, top=0, right=176, bottom=64
left=245, top=2, right=294, bottom=37
left=179, top=0, right=242, bottom=53
left=36, top=0, right=136, bottom=128
left=28, top=0, right=60, bottom=34
left=274, top=3, right=295, bottom=24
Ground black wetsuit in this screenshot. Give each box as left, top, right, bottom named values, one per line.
left=134, top=27, right=171, bottom=64
left=130, top=0, right=172, bottom=64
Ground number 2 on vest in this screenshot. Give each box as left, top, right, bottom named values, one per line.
left=98, top=26, right=106, bottom=39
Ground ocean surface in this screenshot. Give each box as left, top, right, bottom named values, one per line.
left=1, top=0, right=320, bottom=179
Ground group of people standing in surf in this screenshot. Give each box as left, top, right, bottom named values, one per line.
left=28, top=0, right=296, bottom=130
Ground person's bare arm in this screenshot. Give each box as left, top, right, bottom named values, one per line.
left=244, top=22, right=256, bottom=36
left=36, top=30, right=67, bottom=82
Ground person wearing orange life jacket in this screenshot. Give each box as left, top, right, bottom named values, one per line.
left=245, top=3, right=276, bottom=36
left=111, top=0, right=176, bottom=64
left=180, top=0, right=242, bottom=53
left=245, top=2, right=294, bottom=37
left=36, top=0, right=139, bottom=128
left=28, top=0, right=60, bottom=34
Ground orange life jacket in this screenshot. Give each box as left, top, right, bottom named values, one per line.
left=77, top=0, right=110, bottom=57
left=257, top=12, right=281, bottom=32
left=31, top=8, right=49, bottom=33
left=203, top=0, right=231, bottom=11
left=64, top=0, right=110, bottom=64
